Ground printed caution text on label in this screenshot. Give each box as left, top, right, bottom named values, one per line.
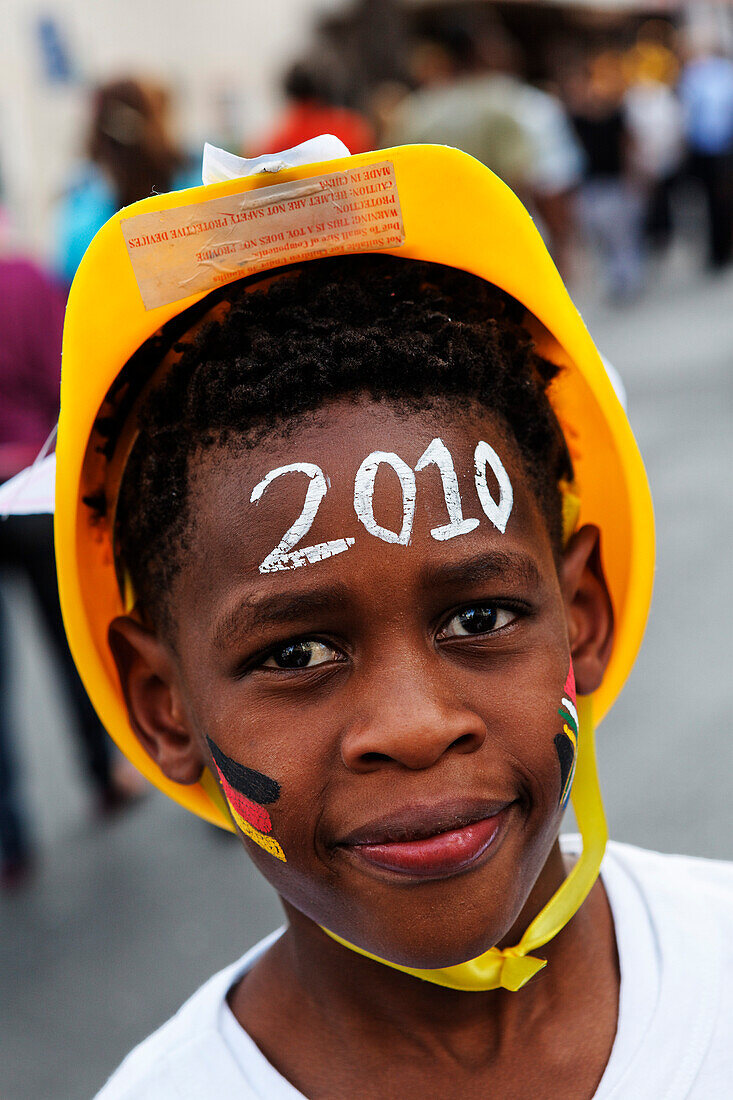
left=121, top=162, right=405, bottom=311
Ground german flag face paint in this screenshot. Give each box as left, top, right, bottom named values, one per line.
left=555, top=663, right=579, bottom=809
left=207, top=738, right=286, bottom=862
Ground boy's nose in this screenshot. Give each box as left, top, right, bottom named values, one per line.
left=340, top=665, right=487, bottom=773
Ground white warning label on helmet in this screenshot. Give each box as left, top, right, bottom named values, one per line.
left=120, top=161, right=405, bottom=311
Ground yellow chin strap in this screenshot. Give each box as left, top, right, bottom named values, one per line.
left=322, top=695, right=606, bottom=992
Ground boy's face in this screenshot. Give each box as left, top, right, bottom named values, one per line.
left=113, top=398, right=612, bottom=968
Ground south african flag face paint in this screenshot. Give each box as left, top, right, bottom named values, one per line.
left=555, top=663, right=579, bottom=809
left=207, top=738, right=286, bottom=862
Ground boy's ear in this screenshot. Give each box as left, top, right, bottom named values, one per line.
left=107, top=617, right=205, bottom=785
left=560, top=524, right=615, bottom=696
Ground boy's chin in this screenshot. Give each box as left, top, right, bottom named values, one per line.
left=343, top=926, right=513, bottom=973
left=317, top=832, right=556, bottom=969
left=323, top=891, right=527, bottom=972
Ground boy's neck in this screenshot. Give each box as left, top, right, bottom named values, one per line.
left=228, top=841, right=620, bottom=1097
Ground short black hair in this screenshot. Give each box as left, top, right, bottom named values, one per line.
left=102, top=256, right=572, bottom=629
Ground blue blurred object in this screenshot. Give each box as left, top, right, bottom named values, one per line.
left=36, top=16, right=75, bottom=85
left=679, top=55, right=733, bottom=155
left=54, top=162, right=200, bottom=287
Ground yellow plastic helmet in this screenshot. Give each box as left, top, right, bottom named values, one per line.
left=54, top=142, right=654, bottom=987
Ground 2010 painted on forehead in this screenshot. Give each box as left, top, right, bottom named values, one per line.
left=250, top=436, right=513, bottom=574
left=207, top=737, right=287, bottom=862
left=555, top=663, right=578, bottom=809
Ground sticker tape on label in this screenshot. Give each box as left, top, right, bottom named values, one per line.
left=121, top=161, right=405, bottom=311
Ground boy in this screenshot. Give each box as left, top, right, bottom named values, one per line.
left=9, top=141, right=732, bottom=1096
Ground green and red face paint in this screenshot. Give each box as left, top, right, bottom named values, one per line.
left=207, top=738, right=286, bottom=862
left=555, top=663, right=579, bottom=809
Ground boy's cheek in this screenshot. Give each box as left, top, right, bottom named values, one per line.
left=458, top=667, right=573, bottom=809
left=199, top=702, right=334, bottom=865
left=204, top=730, right=321, bottom=869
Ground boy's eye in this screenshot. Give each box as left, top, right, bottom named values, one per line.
left=440, top=604, right=515, bottom=638
left=262, top=640, right=338, bottom=669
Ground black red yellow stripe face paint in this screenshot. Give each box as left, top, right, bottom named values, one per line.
left=554, top=663, right=579, bottom=809
left=207, top=738, right=286, bottom=862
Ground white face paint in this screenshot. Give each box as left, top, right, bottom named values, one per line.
left=250, top=462, right=354, bottom=573
left=353, top=451, right=416, bottom=545
left=415, top=437, right=480, bottom=541
left=251, top=437, right=513, bottom=574
left=474, top=440, right=513, bottom=534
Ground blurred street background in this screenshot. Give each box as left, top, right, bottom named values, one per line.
left=1, top=0, right=732, bottom=1097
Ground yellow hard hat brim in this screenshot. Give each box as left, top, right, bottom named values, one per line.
left=55, top=144, right=654, bottom=828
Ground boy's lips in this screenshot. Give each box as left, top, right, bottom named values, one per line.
left=337, top=800, right=514, bottom=880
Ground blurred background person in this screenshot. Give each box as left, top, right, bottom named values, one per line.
left=678, top=32, right=733, bottom=269
left=0, top=226, right=142, bottom=888
left=471, top=23, right=584, bottom=277
left=383, top=24, right=532, bottom=203
left=382, top=20, right=582, bottom=274
left=623, top=33, right=685, bottom=254
left=0, top=591, right=32, bottom=888
left=251, top=57, right=375, bottom=156
left=569, top=50, right=645, bottom=303
left=54, top=77, right=197, bottom=286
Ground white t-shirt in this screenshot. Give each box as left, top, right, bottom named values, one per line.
left=96, top=840, right=733, bottom=1099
